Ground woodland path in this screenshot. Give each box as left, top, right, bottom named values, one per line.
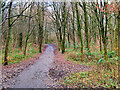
left=5, top=44, right=55, bottom=88
left=2, top=44, right=92, bottom=88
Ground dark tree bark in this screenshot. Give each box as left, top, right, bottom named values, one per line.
left=83, top=2, right=90, bottom=54
left=61, top=2, right=67, bottom=54
left=40, top=3, right=44, bottom=53
left=4, top=1, right=12, bottom=65
left=1, top=2, right=6, bottom=50
left=71, top=2, right=76, bottom=50
left=19, top=32, right=22, bottom=49
left=67, top=22, right=70, bottom=48
left=75, top=2, right=83, bottom=61
left=101, top=2, right=108, bottom=60
left=24, top=17, right=31, bottom=55
left=45, top=19, right=48, bottom=44
left=118, top=1, right=120, bottom=85
left=104, top=2, right=108, bottom=61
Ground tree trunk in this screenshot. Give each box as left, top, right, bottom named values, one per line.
left=94, top=2, right=102, bottom=52
left=24, top=17, right=31, bottom=55
left=83, top=2, right=90, bottom=54
left=62, top=2, right=66, bottom=54
left=24, top=36, right=29, bottom=55
left=19, top=32, right=22, bottom=49
left=110, top=31, right=113, bottom=51
left=2, top=2, right=5, bottom=50
left=100, top=1, right=108, bottom=61
left=118, top=2, right=120, bottom=85
left=75, top=2, right=83, bottom=61
left=38, top=3, right=44, bottom=53
left=4, top=2, right=12, bottom=65
left=45, top=20, right=48, bottom=44
left=24, top=4, right=32, bottom=55
left=103, top=2, right=108, bottom=60
left=67, top=23, right=70, bottom=48
left=71, top=2, right=76, bottom=50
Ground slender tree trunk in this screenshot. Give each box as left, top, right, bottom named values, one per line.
left=62, top=2, right=66, bottom=54
left=99, top=30, right=102, bottom=52
left=4, top=2, right=12, bottom=65
left=59, top=26, right=62, bottom=51
left=24, top=4, right=32, bottom=55
left=2, top=3, right=5, bottom=50
left=38, top=3, right=44, bottom=53
left=118, top=2, right=120, bottom=85
left=110, top=31, right=113, bottom=51
left=45, top=20, right=47, bottom=44
left=67, top=33, right=70, bottom=48
left=71, top=2, right=76, bottom=50
left=103, top=2, right=108, bottom=60
left=75, top=2, right=83, bottom=61
left=24, top=35, right=29, bottom=55
left=55, top=29, right=60, bottom=50
left=67, top=23, right=70, bottom=48
left=114, top=17, right=117, bottom=51
left=100, top=1, right=108, bottom=61
left=24, top=16, right=31, bottom=55
left=83, top=2, right=90, bottom=54
left=116, top=20, right=119, bottom=55
left=109, top=17, right=113, bottom=51
left=94, top=2, right=102, bottom=52
left=19, top=32, right=22, bottom=49
left=39, top=27, right=43, bottom=53
left=37, top=2, right=44, bottom=53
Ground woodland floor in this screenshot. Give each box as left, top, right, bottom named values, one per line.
left=1, top=44, right=92, bottom=88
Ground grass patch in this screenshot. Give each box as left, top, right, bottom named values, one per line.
left=2, top=43, right=39, bottom=64
left=60, top=70, right=118, bottom=88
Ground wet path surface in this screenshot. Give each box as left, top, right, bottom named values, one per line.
left=7, top=44, right=55, bottom=88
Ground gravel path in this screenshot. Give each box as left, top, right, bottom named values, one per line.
left=5, top=44, right=55, bottom=88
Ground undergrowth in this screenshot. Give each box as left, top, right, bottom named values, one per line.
left=61, top=46, right=119, bottom=88
left=1, top=43, right=39, bottom=64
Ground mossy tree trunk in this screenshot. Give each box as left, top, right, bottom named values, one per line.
left=118, top=2, right=120, bottom=85
left=71, top=2, right=76, bottom=50
left=53, top=2, right=68, bottom=54
left=61, top=2, right=67, bottom=54
left=83, top=2, right=90, bottom=54
left=4, top=1, right=12, bottom=65
left=67, top=22, right=70, bottom=48
left=45, top=19, right=48, bottom=44
left=2, top=2, right=6, bottom=50
left=24, top=5, right=32, bottom=55
left=37, top=2, right=44, bottom=53
left=75, top=2, right=83, bottom=61
left=102, top=2, right=108, bottom=61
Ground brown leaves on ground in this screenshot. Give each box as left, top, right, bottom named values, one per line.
left=49, top=45, right=92, bottom=81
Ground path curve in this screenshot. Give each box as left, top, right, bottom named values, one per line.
left=6, top=44, right=55, bottom=88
